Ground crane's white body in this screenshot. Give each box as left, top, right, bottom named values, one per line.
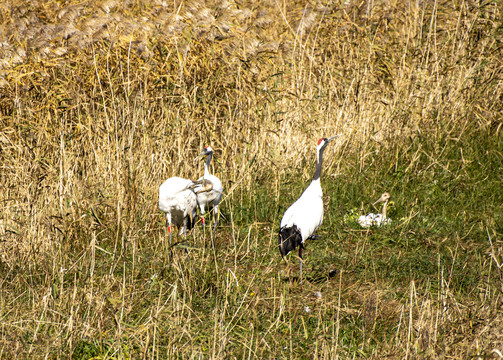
left=280, top=178, right=323, bottom=249
left=193, top=146, right=223, bottom=242
left=195, top=172, right=223, bottom=218
left=158, top=177, right=198, bottom=241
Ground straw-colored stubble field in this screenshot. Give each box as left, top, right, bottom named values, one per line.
left=1, top=0, right=502, bottom=358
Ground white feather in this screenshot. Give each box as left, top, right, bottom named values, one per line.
left=194, top=173, right=223, bottom=214
left=158, top=177, right=197, bottom=235
left=357, top=213, right=391, bottom=228
left=193, top=146, right=223, bottom=221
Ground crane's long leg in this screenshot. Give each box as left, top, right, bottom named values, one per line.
left=183, top=219, right=190, bottom=255
left=166, top=214, right=173, bottom=246
left=299, top=246, right=303, bottom=283
left=200, top=204, right=206, bottom=234
left=184, top=227, right=190, bottom=254
left=211, top=205, right=219, bottom=249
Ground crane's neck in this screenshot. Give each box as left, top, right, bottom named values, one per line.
left=313, top=146, right=325, bottom=181
left=204, top=152, right=213, bottom=177
left=381, top=200, right=388, bottom=219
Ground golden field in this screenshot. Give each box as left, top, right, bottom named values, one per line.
left=0, top=0, right=502, bottom=358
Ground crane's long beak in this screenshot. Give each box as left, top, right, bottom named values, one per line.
left=327, top=135, right=341, bottom=142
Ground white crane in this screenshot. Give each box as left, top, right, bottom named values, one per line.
left=357, top=192, right=391, bottom=228
left=279, top=136, right=338, bottom=280
left=193, top=146, right=223, bottom=244
left=158, top=177, right=198, bottom=246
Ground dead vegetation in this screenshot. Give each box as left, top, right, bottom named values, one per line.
left=1, top=0, right=502, bottom=358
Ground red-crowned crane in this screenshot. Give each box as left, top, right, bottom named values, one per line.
left=158, top=177, right=198, bottom=246
left=357, top=192, right=391, bottom=228
left=279, top=136, right=339, bottom=280
left=193, top=146, right=223, bottom=245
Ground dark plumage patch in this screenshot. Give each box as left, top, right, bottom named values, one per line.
left=278, top=225, right=303, bottom=257
left=186, top=214, right=195, bottom=231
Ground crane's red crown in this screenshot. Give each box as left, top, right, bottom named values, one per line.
left=317, top=138, right=324, bottom=145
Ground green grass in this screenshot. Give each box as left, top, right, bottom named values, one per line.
left=3, top=117, right=501, bottom=359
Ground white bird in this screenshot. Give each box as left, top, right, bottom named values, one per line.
left=158, top=177, right=198, bottom=246
left=193, top=146, right=223, bottom=244
left=279, top=136, right=338, bottom=280
left=357, top=192, right=391, bottom=228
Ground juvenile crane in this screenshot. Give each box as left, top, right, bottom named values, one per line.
left=193, top=146, right=223, bottom=243
left=357, top=192, right=391, bottom=228
left=279, top=136, right=338, bottom=280
left=158, top=177, right=198, bottom=246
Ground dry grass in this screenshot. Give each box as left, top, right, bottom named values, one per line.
left=1, top=0, right=502, bottom=358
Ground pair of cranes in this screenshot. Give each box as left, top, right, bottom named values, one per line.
left=158, top=146, right=223, bottom=247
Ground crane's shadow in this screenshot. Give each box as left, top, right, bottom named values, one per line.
left=281, top=267, right=339, bottom=284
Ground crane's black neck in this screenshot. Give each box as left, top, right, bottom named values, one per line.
left=204, top=152, right=213, bottom=176
left=313, top=146, right=326, bottom=181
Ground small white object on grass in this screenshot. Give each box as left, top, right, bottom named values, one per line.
left=357, top=192, right=391, bottom=228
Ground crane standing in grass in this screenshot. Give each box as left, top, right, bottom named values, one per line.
left=193, top=146, right=223, bottom=245
left=158, top=177, right=199, bottom=246
left=279, top=136, right=339, bottom=280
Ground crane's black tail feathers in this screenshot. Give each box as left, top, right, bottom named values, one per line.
left=187, top=215, right=195, bottom=231
left=185, top=213, right=196, bottom=232
left=279, top=225, right=303, bottom=258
